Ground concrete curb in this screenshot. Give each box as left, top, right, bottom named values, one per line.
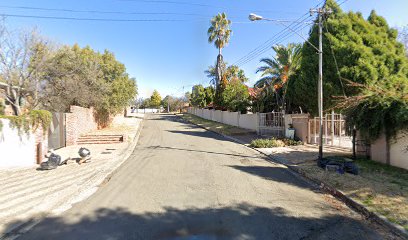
left=1, top=117, right=145, bottom=240
left=254, top=148, right=408, bottom=239
left=178, top=114, right=408, bottom=239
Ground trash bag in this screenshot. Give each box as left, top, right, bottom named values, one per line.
left=78, top=148, right=91, bottom=158
left=39, top=153, right=62, bottom=170
left=317, top=156, right=359, bottom=175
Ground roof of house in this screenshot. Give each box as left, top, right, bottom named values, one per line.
left=247, top=87, right=261, bottom=98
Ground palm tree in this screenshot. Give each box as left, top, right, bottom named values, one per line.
left=255, top=43, right=301, bottom=112
left=207, top=12, right=232, bottom=90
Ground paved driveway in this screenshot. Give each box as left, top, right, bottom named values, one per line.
left=16, top=114, right=391, bottom=240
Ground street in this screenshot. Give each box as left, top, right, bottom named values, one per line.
left=16, top=114, right=389, bottom=240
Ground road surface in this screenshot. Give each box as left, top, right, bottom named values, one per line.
left=17, top=114, right=392, bottom=240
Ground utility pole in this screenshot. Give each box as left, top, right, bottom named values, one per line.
left=310, top=7, right=332, bottom=161
left=167, top=101, right=170, bottom=113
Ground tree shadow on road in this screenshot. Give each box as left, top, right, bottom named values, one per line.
left=8, top=203, right=385, bottom=240
left=228, top=165, right=317, bottom=191
left=166, top=130, right=229, bottom=142
left=148, top=146, right=266, bottom=159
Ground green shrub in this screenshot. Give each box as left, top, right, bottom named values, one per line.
left=249, top=137, right=303, bottom=148
left=281, top=138, right=303, bottom=146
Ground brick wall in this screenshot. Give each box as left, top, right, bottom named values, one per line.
left=65, top=106, right=98, bottom=146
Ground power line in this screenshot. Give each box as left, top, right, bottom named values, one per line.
left=0, top=5, right=209, bottom=17
left=234, top=14, right=315, bottom=66
left=0, top=12, right=308, bottom=25
left=234, top=21, right=313, bottom=66
left=234, top=0, right=347, bottom=66
left=117, top=0, right=216, bottom=8
left=236, top=22, right=312, bottom=67
left=0, top=13, right=207, bottom=22
left=119, top=0, right=305, bottom=15
left=236, top=0, right=347, bottom=66
left=232, top=0, right=326, bottom=67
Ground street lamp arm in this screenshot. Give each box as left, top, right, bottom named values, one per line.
left=248, top=13, right=320, bottom=53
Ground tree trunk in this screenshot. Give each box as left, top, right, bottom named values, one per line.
left=216, top=53, right=223, bottom=90
left=11, top=102, right=21, bottom=116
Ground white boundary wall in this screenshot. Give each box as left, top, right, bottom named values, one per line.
left=187, top=107, right=258, bottom=132
left=370, top=131, right=408, bottom=170
left=127, top=108, right=160, bottom=114
left=0, top=119, right=36, bottom=168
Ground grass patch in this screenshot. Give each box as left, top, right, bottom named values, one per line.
left=179, top=113, right=254, bottom=136
left=298, top=158, right=408, bottom=231
left=249, top=138, right=303, bottom=148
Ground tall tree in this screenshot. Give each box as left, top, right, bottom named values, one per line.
left=190, top=84, right=207, bottom=107
left=204, top=86, right=215, bottom=106
left=205, top=61, right=226, bottom=87
left=0, top=23, right=52, bottom=115
left=149, top=90, right=162, bottom=108
left=40, top=44, right=137, bottom=126
left=96, top=50, right=137, bottom=118
left=255, top=43, right=301, bottom=112
left=220, top=78, right=250, bottom=113
left=225, top=65, right=249, bottom=83
left=207, top=13, right=232, bottom=90
left=292, top=0, right=408, bottom=115
left=40, top=45, right=103, bottom=112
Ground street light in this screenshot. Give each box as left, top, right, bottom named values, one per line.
left=249, top=13, right=263, bottom=21
left=248, top=10, right=330, bottom=161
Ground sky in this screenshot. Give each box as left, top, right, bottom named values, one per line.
left=1, top=0, right=407, bottom=98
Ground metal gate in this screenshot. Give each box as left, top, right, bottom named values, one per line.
left=308, top=112, right=352, bottom=149
left=259, top=112, right=285, bottom=137
left=48, top=112, right=66, bottom=150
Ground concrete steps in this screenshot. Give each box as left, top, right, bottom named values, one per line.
left=77, top=134, right=124, bottom=144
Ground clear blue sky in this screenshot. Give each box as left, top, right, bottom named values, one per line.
left=1, top=0, right=407, bottom=98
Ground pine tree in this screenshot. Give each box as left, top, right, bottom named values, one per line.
left=290, top=0, right=408, bottom=115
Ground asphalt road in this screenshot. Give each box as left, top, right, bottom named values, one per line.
left=18, top=114, right=392, bottom=240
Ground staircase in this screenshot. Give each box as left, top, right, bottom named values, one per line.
left=76, top=134, right=124, bottom=144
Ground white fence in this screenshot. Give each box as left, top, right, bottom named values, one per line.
left=187, top=107, right=258, bottom=132
left=130, top=108, right=160, bottom=114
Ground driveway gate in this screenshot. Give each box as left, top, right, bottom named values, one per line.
left=308, top=112, right=352, bottom=149
left=48, top=112, right=66, bottom=150
left=258, top=112, right=285, bottom=137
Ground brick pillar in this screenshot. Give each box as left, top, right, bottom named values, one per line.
left=34, top=126, right=48, bottom=164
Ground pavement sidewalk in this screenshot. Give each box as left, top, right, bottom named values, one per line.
left=0, top=114, right=144, bottom=239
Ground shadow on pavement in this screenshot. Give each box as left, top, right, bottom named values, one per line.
left=10, top=203, right=384, bottom=240
left=166, top=130, right=229, bottom=142
left=228, top=165, right=316, bottom=191
left=147, top=146, right=268, bottom=160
